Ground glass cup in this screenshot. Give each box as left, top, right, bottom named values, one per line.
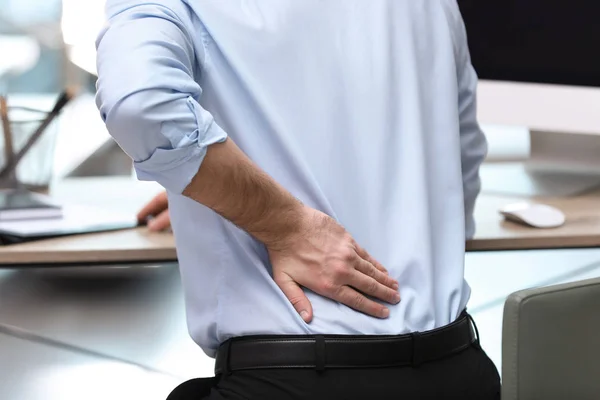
left=0, top=106, right=59, bottom=193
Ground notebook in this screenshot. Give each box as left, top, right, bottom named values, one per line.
left=0, top=203, right=138, bottom=243
left=0, top=190, right=63, bottom=221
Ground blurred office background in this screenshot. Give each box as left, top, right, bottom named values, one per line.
left=0, top=0, right=129, bottom=180
left=1, top=1, right=600, bottom=399
left=0, top=0, right=64, bottom=93
left=3, top=0, right=599, bottom=178
left=0, top=0, right=103, bottom=90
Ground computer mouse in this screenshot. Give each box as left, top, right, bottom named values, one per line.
left=499, top=202, right=566, bottom=229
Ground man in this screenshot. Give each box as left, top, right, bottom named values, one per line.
left=96, top=0, right=498, bottom=398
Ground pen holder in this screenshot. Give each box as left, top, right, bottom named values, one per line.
left=0, top=106, right=58, bottom=193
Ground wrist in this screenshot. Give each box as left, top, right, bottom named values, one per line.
left=254, top=200, right=308, bottom=250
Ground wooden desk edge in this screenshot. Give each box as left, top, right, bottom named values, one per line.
left=467, top=235, right=600, bottom=252
left=0, top=249, right=178, bottom=266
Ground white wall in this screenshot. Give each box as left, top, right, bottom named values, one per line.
left=478, top=80, right=600, bottom=135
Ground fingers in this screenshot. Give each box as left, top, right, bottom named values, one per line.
left=354, top=258, right=399, bottom=291
left=147, top=210, right=171, bottom=231
left=333, top=286, right=390, bottom=319
left=275, top=272, right=314, bottom=323
left=137, top=191, right=168, bottom=223
left=354, top=244, right=388, bottom=274
left=348, top=263, right=401, bottom=305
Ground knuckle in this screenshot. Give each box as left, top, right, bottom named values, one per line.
left=321, top=280, right=337, bottom=295
left=287, top=295, right=305, bottom=307
left=352, top=293, right=365, bottom=309
left=341, top=248, right=355, bottom=263
left=365, top=266, right=378, bottom=278
left=374, top=273, right=388, bottom=284
left=377, top=270, right=387, bottom=280
left=366, top=280, right=379, bottom=294
left=384, top=289, right=397, bottom=302
left=331, top=262, right=350, bottom=279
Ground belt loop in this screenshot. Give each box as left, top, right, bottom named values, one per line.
left=315, top=335, right=326, bottom=373
left=222, top=340, right=233, bottom=376
left=466, top=313, right=482, bottom=350
left=411, top=331, right=422, bottom=368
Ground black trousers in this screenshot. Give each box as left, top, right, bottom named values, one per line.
left=167, top=343, right=501, bottom=400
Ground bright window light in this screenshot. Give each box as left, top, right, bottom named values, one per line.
left=61, top=0, right=106, bottom=75
left=61, top=0, right=106, bottom=46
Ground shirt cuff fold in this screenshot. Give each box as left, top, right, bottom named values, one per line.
left=134, top=116, right=228, bottom=194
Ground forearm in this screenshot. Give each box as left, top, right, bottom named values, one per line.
left=183, top=138, right=305, bottom=247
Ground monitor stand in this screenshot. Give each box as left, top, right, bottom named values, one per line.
left=481, top=129, right=600, bottom=197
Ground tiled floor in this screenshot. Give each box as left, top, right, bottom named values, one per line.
left=2, top=248, right=600, bottom=399
left=0, top=333, right=181, bottom=400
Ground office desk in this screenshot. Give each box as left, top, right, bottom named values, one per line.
left=0, top=176, right=174, bottom=267
left=0, top=175, right=599, bottom=267
left=0, top=228, right=175, bottom=266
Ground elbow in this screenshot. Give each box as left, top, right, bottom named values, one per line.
left=97, top=85, right=155, bottom=130
left=96, top=88, right=175, bottom=162
left=100, top=90, right=148, bottom=130
left=97, top=92, right=128, bottom=129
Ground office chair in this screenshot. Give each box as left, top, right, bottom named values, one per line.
left=502, top=277, right=600, bottom=400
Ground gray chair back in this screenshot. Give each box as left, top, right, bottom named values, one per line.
left=502, top=277, right=600, bottom=400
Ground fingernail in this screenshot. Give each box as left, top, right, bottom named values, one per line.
left=394, top=293, right=401, bottom=303
left=300, top=311, right=309, bottom=321
left=380, top=308, right=390, bottom=318
left=392, top=283, right=399, bottom=290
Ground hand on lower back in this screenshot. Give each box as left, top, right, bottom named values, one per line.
left=268, top=206, right=400, bottom=323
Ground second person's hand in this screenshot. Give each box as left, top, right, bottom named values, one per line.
left=137, top=191, right=171, bottom=231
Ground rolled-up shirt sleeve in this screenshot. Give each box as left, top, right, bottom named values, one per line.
left=95, top=1, right=227, bottom=194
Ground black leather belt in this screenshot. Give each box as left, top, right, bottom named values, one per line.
left=215, top=311, right=477, bottom=375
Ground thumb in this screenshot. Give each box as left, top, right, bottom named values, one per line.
left=277, top=274, right=313, bottom=323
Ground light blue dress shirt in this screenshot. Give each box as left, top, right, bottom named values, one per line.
left=96, top=0, right=487, bottom=357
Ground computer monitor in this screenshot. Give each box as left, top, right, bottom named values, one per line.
left=458, top=1, right=600, bottom=88
left=458, top=1, right=600, bottom=196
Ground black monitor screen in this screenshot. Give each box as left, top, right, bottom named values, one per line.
left=458, top=1, right=600, bottom=87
